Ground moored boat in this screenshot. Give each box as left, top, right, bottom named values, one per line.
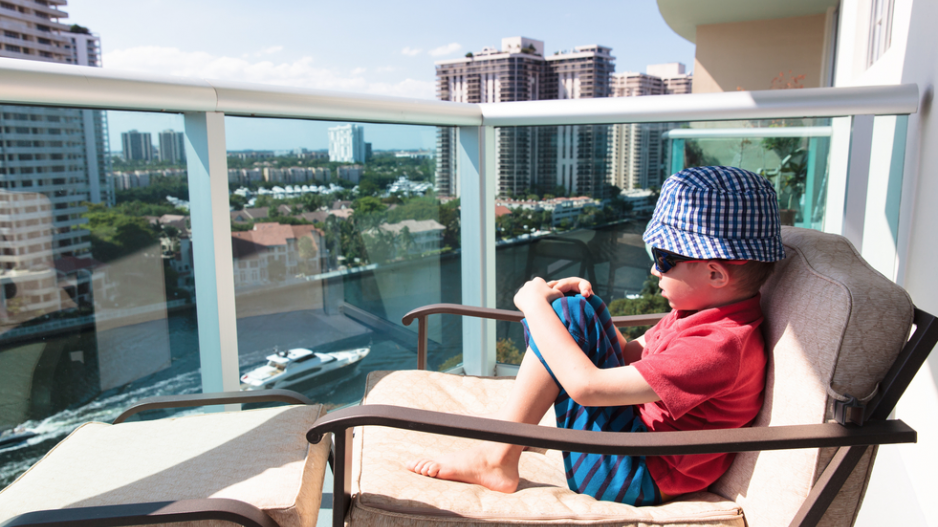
left=240, top=346, right=370, bottom=391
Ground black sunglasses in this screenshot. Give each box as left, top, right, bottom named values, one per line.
left=651, top=247, right=698, bottom=273
left=652, top=247, right=749, bottom=273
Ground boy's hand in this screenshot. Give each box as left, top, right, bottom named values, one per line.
left=547, top=277, right=593, bottom=298
left=514, top=277, right=563, bottom=313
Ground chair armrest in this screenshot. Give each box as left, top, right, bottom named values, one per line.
left=307, top=404, right=916, bottom=456
left=0, top=498, right=278, bottom=527
left=113, top=389, right=314, bottom=424
left=401, top=303, right=669, bottom=370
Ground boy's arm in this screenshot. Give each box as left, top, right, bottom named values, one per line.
left=516, top=278, right=660, bottom=408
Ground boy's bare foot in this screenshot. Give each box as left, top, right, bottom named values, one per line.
left=406, top=444, right=520, bottom=494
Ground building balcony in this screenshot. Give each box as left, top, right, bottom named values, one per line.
left=0, top=56, right=931, bottom=526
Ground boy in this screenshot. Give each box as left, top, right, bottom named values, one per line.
left=407, top=166, right=786, bottom=505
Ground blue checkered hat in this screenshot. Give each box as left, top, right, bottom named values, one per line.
left=643, top=166, right=786, bottom=262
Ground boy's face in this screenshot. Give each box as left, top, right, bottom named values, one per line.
left=650, top=259, right=723, bottom=311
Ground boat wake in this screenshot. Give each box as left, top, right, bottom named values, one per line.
left=0, top=369, right=201, bottom=489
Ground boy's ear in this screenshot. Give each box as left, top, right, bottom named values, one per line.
left=706, top=261, right=732, bottom=289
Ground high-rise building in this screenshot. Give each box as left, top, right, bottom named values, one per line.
left=158, top=130, right=186, bottom=164
left=121, top=130, right=154, bottom=162
left=435, top=37, right=615, bottom=199
left=0, top=1, right=98, bottom=260
left=328, top=124, right=365, bottom=163
left=608, top=64, right=694, bottom=191
left=68, top=25, right=113, bottom=206
left=646, top=62, right=693, bottom=95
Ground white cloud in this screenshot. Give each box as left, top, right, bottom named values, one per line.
left=401, top=47, right=422, bottom=56
left=262, top=45, right=283, bottom=55
left=102, top=46, right=435, bottom=99
left=428, top=42, right=461, bottom=57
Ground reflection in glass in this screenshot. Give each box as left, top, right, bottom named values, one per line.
left=226, top=118, right=461, bottom=407
left=493, top=120, right=832, bottom=365
left=0, top=108, right=198, bottom=489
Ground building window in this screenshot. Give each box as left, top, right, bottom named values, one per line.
left=868, top=0, right=895, bottom=66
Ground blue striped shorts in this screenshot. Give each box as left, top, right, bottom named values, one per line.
left=522, top=294, right=661, bottom=506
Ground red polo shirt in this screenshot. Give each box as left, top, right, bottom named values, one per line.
left=632, top=294, right=767, bottom=496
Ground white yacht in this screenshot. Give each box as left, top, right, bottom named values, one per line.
left=240, top=347, right=370, bottom=391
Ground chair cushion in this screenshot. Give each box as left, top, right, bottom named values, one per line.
left=0, top=404, right=329, bottom=527
left=711, top=227, right=914, bottom=527
left=352, top=370, right=744, bottom=526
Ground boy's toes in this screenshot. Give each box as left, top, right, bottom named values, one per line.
left=407, top=458, right=439, bottom=477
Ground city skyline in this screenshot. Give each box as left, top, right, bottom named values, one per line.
left=60, top=0, right=695, bottom=151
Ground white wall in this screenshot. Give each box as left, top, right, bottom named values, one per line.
left=832, top=1, right=938, bottom=525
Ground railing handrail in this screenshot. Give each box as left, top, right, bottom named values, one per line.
left=0, top=58, right=920, bottom=127
left=663, top=126, right=833, bottom=139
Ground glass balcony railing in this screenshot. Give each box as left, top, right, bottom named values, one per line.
left=224, top=117, right=463, bottom=404
left=0, top=106, right=200, bottom=488
left=0, top=59, right=919, bottom=487
left=663, top=121, right=833, bottom=230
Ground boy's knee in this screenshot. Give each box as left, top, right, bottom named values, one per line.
left=551, top=294, right=605, bottom=328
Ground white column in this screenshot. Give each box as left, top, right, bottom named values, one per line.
left=861, top=115, right=908, bottom=280
left=458, top=125, right=497, bottom=376
left=842, top=114, right=875, bottom=251
left=184, top=111, right=240, bottom=397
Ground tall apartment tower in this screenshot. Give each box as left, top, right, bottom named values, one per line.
left=0, top=0, right=97, bottom=261
left=608, top=63, right=693, bottom=191
left=435, top=37, right=615, bottom=199
left=121, top=130, right=153, bottom=162
left=158, top=130, right=186, bottom=164
left=68, top=25, right=113, bottom=206
left=328, top=124, right=365, bottom=163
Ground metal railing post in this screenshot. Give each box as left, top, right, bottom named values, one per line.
left=842, top=114, right=875, bottom=252
left=861, top=115, right=908, bottom=280
left=184, top=111, right=241, bottom=401
left=458, top=125, right=496, bottom=376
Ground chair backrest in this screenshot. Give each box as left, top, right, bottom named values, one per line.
left=710, top=227, right=914, bottom=527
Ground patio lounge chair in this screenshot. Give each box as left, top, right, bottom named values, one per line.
left=0, top=390, right=332, bottom=527
left=307, top=226, right=938, bottom=527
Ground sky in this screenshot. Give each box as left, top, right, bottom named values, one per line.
left=64, top=0, right=695, bottom=153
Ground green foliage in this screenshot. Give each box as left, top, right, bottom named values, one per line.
left=83, top=203, right=160, bottom=263
left=440, top=338, right=525, bottom=371
left=115, top=175, right=189, bottom=204
left=109, top=200, right=188, bottom=218
left=357, top=179, right=380, bottom=197
left=111, top=157, right=185, bottom=171
left=684, top=140, right=720, bottom=169
left=231, top=221, right=254, bottom=232
left=352, top=196, right=388, bottom=215
left=386, top=197, right=438, bottom=223
left=608, top=274, right=671, bottom=339
left=496, top=338, right=524, bottom=365
left=439, top=198, right=460, bottom=250
left=229, top=193, right=248, bottom=210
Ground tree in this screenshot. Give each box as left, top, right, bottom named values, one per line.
left=352, top=196, right=387, bottom=215
left=229, top=193, right=247, bottom=210
left=440, top=337, right=524, bottom=370
left=386, top=197, right=438, bottom=223
left=358, top=179, right=380, bottom=197
left=83, top=203, right=160, bottom=263
left=608, top=274, right=671, bottom=339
